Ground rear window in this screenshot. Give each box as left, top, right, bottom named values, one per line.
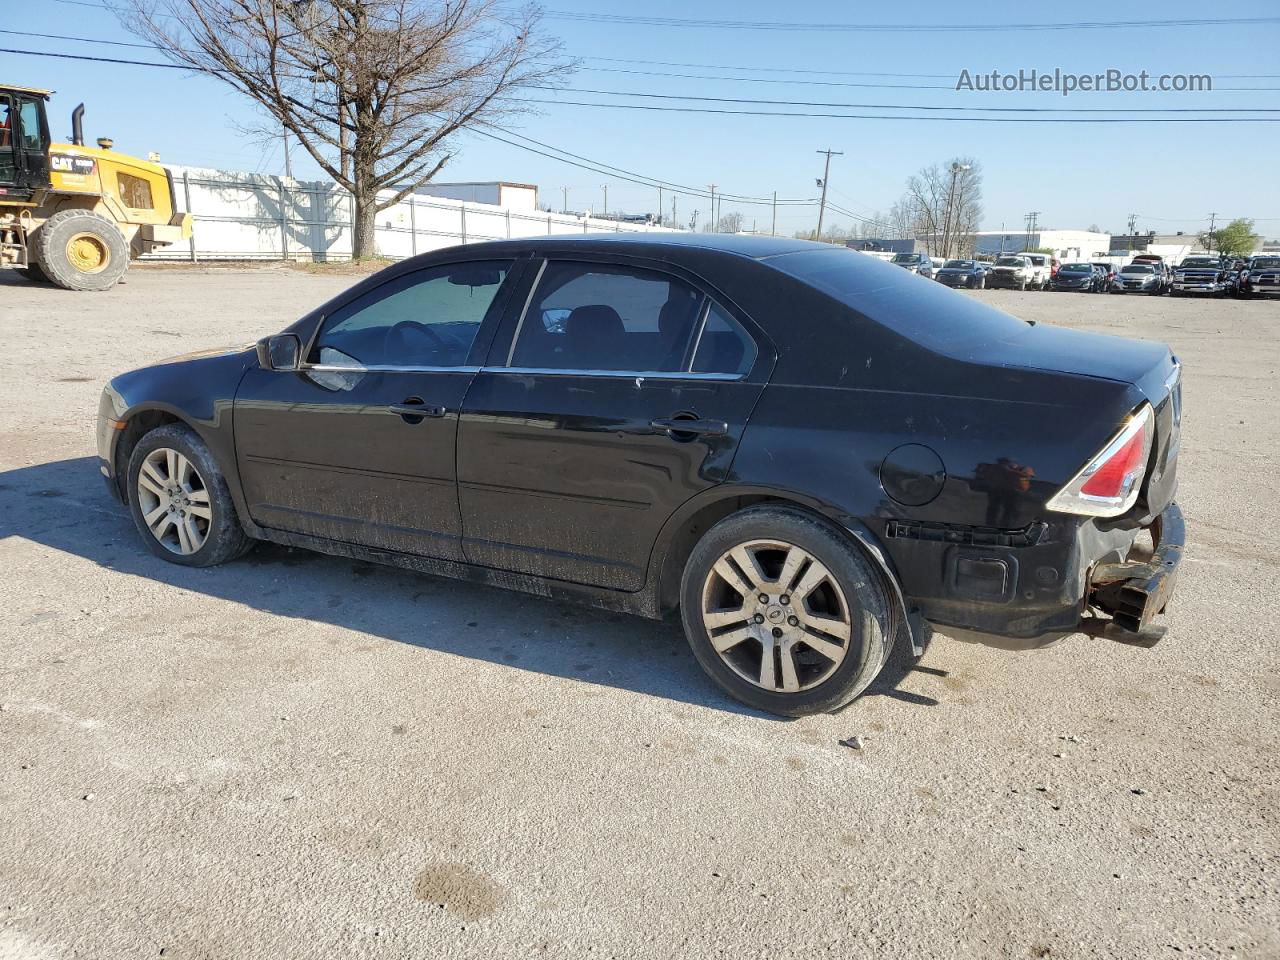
left=769, top=248, right=1029, bottom=351
left=1060, top=264, right=1092, bottom=272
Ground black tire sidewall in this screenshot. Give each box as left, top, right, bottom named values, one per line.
left=36, top=210, right=130, bottom=292
left=680, top=506, right=892, bottom=716
left=126, top=424, right=250, bottom=567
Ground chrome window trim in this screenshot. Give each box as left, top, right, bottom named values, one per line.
left=489, top=366, right=745, bottom=382
left=302, top=364, right=482, bottom=374
left=505, top=259, right=548, bottom=367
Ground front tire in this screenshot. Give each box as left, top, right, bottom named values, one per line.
left=680, top=506, right=893, bottom=716
left=127, top=424, right=253, bottom=567
left=35, top=209, right=130, bottom=291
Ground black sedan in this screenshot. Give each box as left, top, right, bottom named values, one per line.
left=1050, top=262, right=1106, bottom=293
left=97, top=235, right=1184, bottom=716
left=935, top=259, right=988, bottom=289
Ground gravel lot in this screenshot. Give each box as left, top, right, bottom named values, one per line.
left=1, top=265, right=1276, bottom=959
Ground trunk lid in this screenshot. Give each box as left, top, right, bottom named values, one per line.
left=976, top=324, right=1181, bottom=520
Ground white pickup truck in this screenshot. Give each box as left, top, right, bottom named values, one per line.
left=1015, top=252, right=1053, bottom=290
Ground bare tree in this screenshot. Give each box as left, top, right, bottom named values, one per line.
left=125, top=0, right=568, bottom=257
left=717, top=211, right=744, bottom=234
left=892, top=157, right=983, bottom=256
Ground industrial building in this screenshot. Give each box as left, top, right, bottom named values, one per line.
left=414, top=181, right=540, bottom=211
left=972, top=230, right=1112, bottom=260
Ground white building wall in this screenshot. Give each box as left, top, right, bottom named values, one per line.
left=152, top=166, right=672, bottom=262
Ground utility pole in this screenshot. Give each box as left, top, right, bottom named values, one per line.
left=1207, top=212, right=1218, bottom=252
left=941, top=162, right=971, bottom=259
left=815, top=148, right=842, bottom=242
left=562, top=187, right=568, bottom=215
left=771, top=191, right=777, bottom=236
left=998, top=222, right=1006, bottom=256
left=1127, top=212, right=1137, bottom=240
left=707, top=184, right=717, bottom=231
left=658, top=186, right=663, bottom=226
left=1024, top=211, right=1040, bottom=250
left=602, top=185, right=608, bottom=220
left=672, top=195, right=677, bottom=231
left=282, top=127, right=293, bottom=181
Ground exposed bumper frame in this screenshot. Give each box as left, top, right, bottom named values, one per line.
left=1081, top=502, right=1184, bottom=647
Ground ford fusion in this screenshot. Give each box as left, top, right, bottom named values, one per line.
left=98, top=235, right=1184, bottom=716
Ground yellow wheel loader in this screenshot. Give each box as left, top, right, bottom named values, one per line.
left=0, top=85, right=192, bottom=291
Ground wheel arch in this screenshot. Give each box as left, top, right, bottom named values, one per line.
left=648, top=484, right=916, bottom=654
left=111, top=404, right=201, bottom=502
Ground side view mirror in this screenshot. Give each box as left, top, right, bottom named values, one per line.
left=257, top=334, right=302, bottom=371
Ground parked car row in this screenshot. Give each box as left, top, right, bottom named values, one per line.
left=890, top=248, right=1280, bottom=300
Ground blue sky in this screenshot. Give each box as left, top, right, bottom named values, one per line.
left=5, top=0, right=1279, bottom=238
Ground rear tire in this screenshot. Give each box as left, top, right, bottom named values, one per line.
left=35, top=209, right=130, bottom=292
left=680, top=506, right=893, bottom=716
left=127, top=424, right=253, bottom=567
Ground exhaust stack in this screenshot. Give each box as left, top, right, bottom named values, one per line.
left=71, top=103, right=85, bottom=146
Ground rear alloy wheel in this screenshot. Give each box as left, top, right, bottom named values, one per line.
left=127, top=424, right=252, bottom=567
left=681, top=507, right=893, bottom=716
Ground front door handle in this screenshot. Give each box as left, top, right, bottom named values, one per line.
left=389, top=398, right=447, bottom=422
left=650, top=417, right=728, bottom=438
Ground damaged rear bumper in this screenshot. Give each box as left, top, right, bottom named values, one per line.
left=1080, top=502, right=1184, bottom=647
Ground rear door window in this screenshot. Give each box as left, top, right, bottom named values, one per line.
left=510, top=262, right=704, bottom=372
left=692, top=302, right=756, bottom=376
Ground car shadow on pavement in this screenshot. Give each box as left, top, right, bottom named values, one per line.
left=0, top=457, right=934, bottom=718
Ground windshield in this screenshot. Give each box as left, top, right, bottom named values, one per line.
left=1059, top=264, right=1092, bottom=273
left=1180, top=259, right=1218, bottom=268
left=1120, top=265, right=1153, bottom=275
left=996, top=257, right=1025, bottom=267
left=1251, top=257, right=1280, bottom=269
left=769, top=248, right=1029, bottom=352
left=891, top=253, right=918, bottom=264
left=943, top=260, right=973, bottom=269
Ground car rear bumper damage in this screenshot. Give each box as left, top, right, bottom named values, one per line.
left=883, top=502, right=1183, bottom=650
left=1080, top=502, right=1183, bottom=647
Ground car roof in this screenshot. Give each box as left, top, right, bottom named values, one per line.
left=449, top=231, right=823, bottom=261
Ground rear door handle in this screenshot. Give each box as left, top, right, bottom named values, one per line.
left=390, top=399, right=447, bottom=421
left=650, top=417, right=728, bottom=437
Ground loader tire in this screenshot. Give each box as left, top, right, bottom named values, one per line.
left=36, top=210, right=129, bottom=292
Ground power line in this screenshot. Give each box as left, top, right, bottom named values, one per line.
left=514, top=96, right=1280, bottom=123
left=583, top=56, right=1280, bottom=82
left=0, top=41, right=825, bottom=208
left=545, top=11, right=1280, bottom=33
left=0, top=28, right=159, bottom=49
left=582, top=66, right=952, bottom=91
left=529, top=84, right=1280, bottom=114
left=579, top=65, right=1276, bottom=94
left=583, top=56, right=952, bottom=79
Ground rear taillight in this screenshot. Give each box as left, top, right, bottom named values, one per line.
left=1047, top=405, right=1154, bottom=518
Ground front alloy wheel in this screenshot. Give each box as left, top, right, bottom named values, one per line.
left=136, top=447, right=212, bottom=555
left=701, top=539, right=852, bottom=693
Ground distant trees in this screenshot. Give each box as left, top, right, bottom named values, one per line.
left=124, top=0, right=567, bottom=258
left=1201, top=218, right=1259, bottom=257
left=895, top=158, right=983, bottom=257
left=716, top=211, right=745, bottom=234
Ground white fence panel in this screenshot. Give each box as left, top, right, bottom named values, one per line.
left=150, top=164, right=675, bottom=262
